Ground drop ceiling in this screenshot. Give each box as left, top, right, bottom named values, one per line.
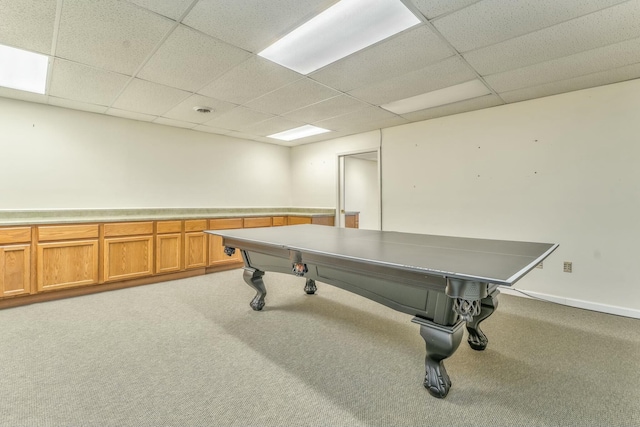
left=2, top=0, right=639, bottom=146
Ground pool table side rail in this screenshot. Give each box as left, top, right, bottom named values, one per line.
left=207, top=230, right=558, bottom=287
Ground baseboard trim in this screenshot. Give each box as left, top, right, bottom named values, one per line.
left=498, top=286, right=640, bottom=319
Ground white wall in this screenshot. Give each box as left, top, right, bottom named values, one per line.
left=344, top=156, right=380, bottom=230
left=0, top=98, right=291, bottom=209
left=383, top=79, right=640, bottom=315
left=290, top=130, right=380, bottom=208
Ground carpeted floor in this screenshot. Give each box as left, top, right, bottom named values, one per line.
left=1, top=270, right=638, bottom=426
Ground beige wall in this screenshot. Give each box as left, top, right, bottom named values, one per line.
left=0, top=97, right=291, bottom=209
left=290, top=130, right=380, bottom=208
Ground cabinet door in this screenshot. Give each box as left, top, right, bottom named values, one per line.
left=156, top=233, right=181, bottom=274
left=103, top=236, right=153, bottom=282
left=0, top=245, right=31, bottom=297
left=208, top=235, right=243, bottom=267
left=208, top=218, right=243, bottom=267
left=37, top=240, right=99, bottom=291
left=185, top=232, right=206, bottom=269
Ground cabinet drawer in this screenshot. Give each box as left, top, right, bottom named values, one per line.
left=272, top=216, right=287, bottom=226
left=38, top=224, right=99, bottom=241
left=0, top=227, right=31, bottom=244
left=243, top=217, right=272, bottom=228
left=156, top=220, right=182, bottom=234
left=104, top=221, right=154, bottom=237
left=185, top=219, right=207, bottom=232
left=209, top=218, right=243, bottom=230
left=288, top=216, right=312, bottom=225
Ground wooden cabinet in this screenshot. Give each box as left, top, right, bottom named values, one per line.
left=184, top=219, right=207, bottom=270
left=103, top=222, right=153, bottom=283
left=37, top=224, right=99, bottom=292
left=0, top=211, right=339, bottom=306
left=208, top=218, right=243, bottom=267
left=155, top=220, right=182, bottom=274
left=345, top=213, right=359, bottom=228
left=0, top=226, right=31, bottom=297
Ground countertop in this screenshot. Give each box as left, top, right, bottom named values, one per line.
left=0, top=207, right=336, bottom=226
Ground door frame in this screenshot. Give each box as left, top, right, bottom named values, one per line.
left=336, top=148, right=382, bottom=229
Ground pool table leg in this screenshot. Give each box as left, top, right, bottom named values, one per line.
left=243, top=268, right=266, bottom=311
left=413, top=317, right=465, bottom=398
left=465, top=288, right=499, bottom=351
left=304, top=279, right=317, bottom=295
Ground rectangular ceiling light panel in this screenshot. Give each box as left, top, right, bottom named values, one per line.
left=381, top=80, right=491, bottom=114
left=258, top=0, right=421, bottom=75
left=0, top=44, right=49, bottom=94
left=267, top=124, right=331, bottom=141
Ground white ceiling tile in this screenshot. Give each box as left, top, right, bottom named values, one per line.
left=241, top=116, right=307, bottom=136
left=348, top=56, right=477, bottom=105
left=465, top=0, right=640, bottom=75
left=225, top=131, right=277, bottom=144
left=410, top=0, right=480, bottom=19
left=433, top=0, right=630, bottom=52
left=499, top=63, right=640, bottom=104
left=244, top=78, right=342, bottom=115
left=138, top=25, right=251, bottom=92
left=314, top=106, right=399, bottom=131
left=153, top=117, right=197, bottom=129
left=182, top=0, right=336, bottom=52
left=399, top=94, right=503, bottom=121
left=106, top=108, right=157, bottom=122
left=203, top=106, right=275, bottom=131
left=484, top=36, right=640, bottom=93
left=111, top=78, right=191, bottom=115
left=0, top=0, right=57, bottom=54
left=126, top=0, right=194, bottom=20
left=310, top=25, right=454, bottom=92
left=56, top=0, right=174, bottom=75
left=198, top=56, right=302, bottom=105
left=162, top=94, right=237, bottom=124
left=283, top=95, right=369, bottom=123
left=49, top=59, right=130, bottom=106
left=48, top=96, right=109, bottom=114
left=192, top=124, right=232, bottom=135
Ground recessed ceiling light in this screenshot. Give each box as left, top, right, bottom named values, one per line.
left=0, top=44, right=48, bottom=94
left=193, top=106, right=213, bottom=113
left=267, top=125, right=331, bottom=141
left=380, top=80, right=492, bottom=114
left=258, top=0, right=420, bottom=75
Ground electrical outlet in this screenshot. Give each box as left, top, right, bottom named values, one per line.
left=563, top=262, right=572, bottom=273
left=536, top=262, right=543, bottom=269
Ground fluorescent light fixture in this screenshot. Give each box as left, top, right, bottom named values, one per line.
left=258, top=0, right=420, bottom=75
left=381, top=80, right=492, bottom=114
left=0, top=44, right=48, bottom=94
left=267, top=125, right=331, bottom=141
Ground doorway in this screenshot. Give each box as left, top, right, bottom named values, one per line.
left=337, top=149, right=381, bottom=230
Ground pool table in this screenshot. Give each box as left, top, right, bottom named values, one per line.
left=205, top=224, right=558, bottom=398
